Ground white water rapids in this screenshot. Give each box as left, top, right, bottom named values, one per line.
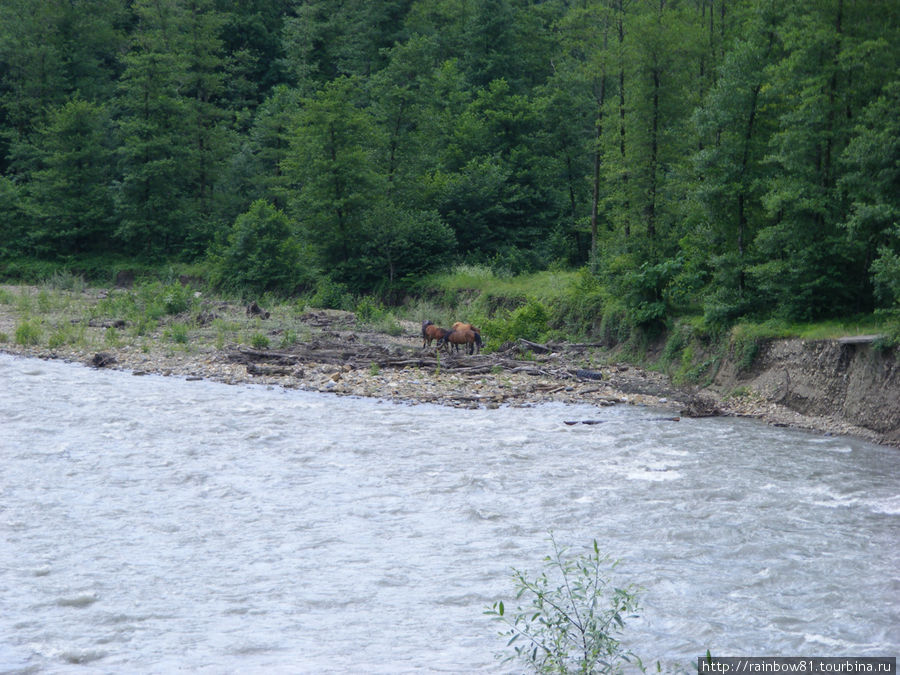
left=1, top=353, right=898, bottom=673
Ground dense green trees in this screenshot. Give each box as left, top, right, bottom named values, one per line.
left=0, top=0, right=897, bottom=324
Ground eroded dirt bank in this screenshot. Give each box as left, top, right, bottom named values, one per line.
left=1, top=285, right=896, bottom=447
left=707, top=338, right=899, bottom=446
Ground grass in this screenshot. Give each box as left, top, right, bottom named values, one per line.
left=1, top=265, right=896, bottom=385
left=730, top=316, right=889, bottom=342
left=14, top=319, right=42, bottom=346
left=421, top=266, right=578, bottom=306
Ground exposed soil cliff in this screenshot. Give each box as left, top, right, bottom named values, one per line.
left=706, top=338, right=899, bottom=447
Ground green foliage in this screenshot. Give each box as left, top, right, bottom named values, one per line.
left=48, top=322, right=84, bottom=350
left=597, top=305, right=631, bottom=348
left=356, top=205, right=457, bottom=297
left=279, top=330, right=298, bottom=349
left=164, top=322, right=190, bottom=344
left=14, top=320, right=42, bottom=346
left=211, top=200, right=307, bottom=295
left=0, top=0, right=896, bottom=329
left=485, top=299, right=550, bottom=345
left=620, top=259, right=682, bottom=334
left=552, top=268, right=606, bottom=338
left=354, top=295, right=384, bottom=324
left=23, top=98, right=116, bottom=256
left=46, top=270, right=87, bottom=293
left=250, top=332, right=270, bottom=349
left=283, top=76, right=383, bottom=275
left=93, top=281, right=196, bottom=328
left=870, top=245, right=900, bottom=309
left=486, top=536, right=643, bottom=674
left=310, top=277, right=353, bottom=310
left=104, top=324, right=122, bottom=347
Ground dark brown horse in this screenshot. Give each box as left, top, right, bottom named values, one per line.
left=437, top=328, right=483, bottom=355
left=421, top=320, right=451, bottom=348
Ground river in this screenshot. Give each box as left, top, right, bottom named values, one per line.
left=1, top=353, right=898, bottom=673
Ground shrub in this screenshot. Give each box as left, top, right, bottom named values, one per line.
left=160, top=282, right=193, bottom=315
left=310, top=277, right=352, bottom=310
left=279, top=330, right=298, bottom=349
left=164, top=322, right=190, bottom=344
left=14, top=320, right=42, bottom=346
left=48, top=328, right=68, bottom=349
left=485, top=299, right=550, bottom=344
left=250, top=332, right=270, bottom=349
left=211, top=200, right=308, bottom=295
left=47, top=270, right=87, bottom=292
left=104, top=324, right=122, bottom=347
left=486, top=536, right=643, bottom=674
left=355, top=295, right=384, bottom=324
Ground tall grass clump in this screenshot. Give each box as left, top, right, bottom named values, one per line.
left=14, top=319, right=42, bottom=346
left=164, top=322, right=190, bottom=344
left=46, top=270, right=87, bottom=292
left=93, top=281, right=197, bottom=326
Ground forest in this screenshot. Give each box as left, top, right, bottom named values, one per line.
left=1, top=0, right=898, bottom=334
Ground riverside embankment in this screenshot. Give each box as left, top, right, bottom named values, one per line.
left=1, top=284, right=896, bottom=446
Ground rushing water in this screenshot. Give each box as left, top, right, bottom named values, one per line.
left=1, top=353, right=898, bottom=674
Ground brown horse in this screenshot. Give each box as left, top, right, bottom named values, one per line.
left=421, top=320, right=451, bottom=348
left=437, top=328, right=483, bottom=355
left=451, top=321, right=480, bottom=333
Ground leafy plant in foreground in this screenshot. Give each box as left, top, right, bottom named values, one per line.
left=486, top=536, right=643, bottom=674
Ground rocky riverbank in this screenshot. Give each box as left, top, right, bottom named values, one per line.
left=0, top=284, right=895, bottom=446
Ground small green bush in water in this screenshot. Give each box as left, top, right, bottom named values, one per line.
left=486, top=535, right=643, bottom=674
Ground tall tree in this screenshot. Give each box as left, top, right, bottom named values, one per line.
left=0, top=0, right=127, bottom=170
left=688, top=0, right=783, bottom=319
left=283, top=76, right=385, bottom=278
left=753, top=0, right=897, bottom=318
left=551, top=0, right=617, bottom=258
left=841, top=78, right=900, bottom=309
left=281, top=0, right=413, bottom=90
left=116, top=0, right=230, bottom=258
left=23, top=98, right=116, bottom=256
left=602, top=0, right=702, bottom=257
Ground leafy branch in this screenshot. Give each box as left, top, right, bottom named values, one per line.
left=486, top=534, right=644, bottom=674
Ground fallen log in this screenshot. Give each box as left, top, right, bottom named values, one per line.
left=517, top=338, right=551, bottom=354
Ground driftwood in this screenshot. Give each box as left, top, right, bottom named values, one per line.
left=246, top=301, right=270, bottom=319
left=90, top=352, right=117, bottom=368
left=680, top=395, right=722, bottom=418
left=517, top=338, right=552, bottom=353
left=87, top=318, right=126, bottom=329
left=227, top=341, right=577, bottom=380
left=246, top=363, right=297, bottom=377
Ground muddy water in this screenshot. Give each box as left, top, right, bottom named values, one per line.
left=1, top=353, right=898, bottom=673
